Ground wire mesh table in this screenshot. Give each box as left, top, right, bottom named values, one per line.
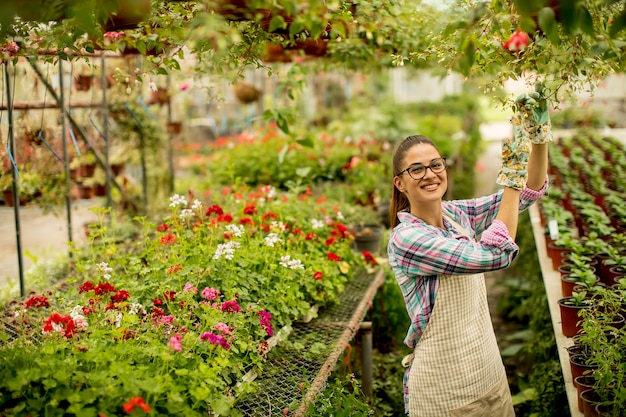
left=234, top=267, right=385, bottom=416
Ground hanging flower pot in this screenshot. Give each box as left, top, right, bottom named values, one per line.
left=233, top=83, right=261, bottom=104
left=104, top=0, right=152, bottom=31
left=352, top=224, right=383, bottom=254
left=74, top=74, right=93, bottom=92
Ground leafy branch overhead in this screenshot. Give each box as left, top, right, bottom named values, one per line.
left=0, top=0, right=625, bottom=103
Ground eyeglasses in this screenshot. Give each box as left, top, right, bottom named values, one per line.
left=397, top=157, right=447, bottom=180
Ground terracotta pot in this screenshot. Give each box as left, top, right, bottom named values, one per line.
left=580, top=389, right=601, bottom=417
left=561, top=275, right=582, bottom=298
left=111, top=163, right=125, bottom=176
left=2, top=188, right=26, bottom=207
left=605, top=266, right=626, bottom=287
left=547, top=243, right=572, bottom=270
left=575, top=375, right=595, bottom=412
left=570, top=354, right=597, bottom=390
left=75, top=184, right=94, bottom=200
left=558, top=298, right=593, bottom=337
left=94, top=184, right=107, bottom=197
left=78, top=163, right=96, bottom=178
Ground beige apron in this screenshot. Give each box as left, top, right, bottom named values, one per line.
left=403, top=216, right=515, bottom=417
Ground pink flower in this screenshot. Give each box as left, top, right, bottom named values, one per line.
left=183, top=283, right=198, bottom=294
left=257, top=310, right=273, bottom=337
left=103, top=31, right=125, bottom=40
left=168, top=333, right=183, bottom=351
left=215, top=322, right=232, bottom=335
left=200, top=332, right=231, bottom=349
left=201, top=287, right=220, bottom=300
left=160, top=315, right=175, bottom=325
left=180, top=81, right=191, bottom=91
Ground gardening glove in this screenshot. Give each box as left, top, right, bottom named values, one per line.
left=514, top=81, right=553, bottom=144
left=496, top=117, right=531, bottom=190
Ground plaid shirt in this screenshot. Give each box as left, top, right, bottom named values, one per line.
left=388, top=179, right=547, bottom=349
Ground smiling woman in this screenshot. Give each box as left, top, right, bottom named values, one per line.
left=386, top=91, right=551, bottom=416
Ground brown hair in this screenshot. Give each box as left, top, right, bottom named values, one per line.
left=389, top=135, right=442, bottom=228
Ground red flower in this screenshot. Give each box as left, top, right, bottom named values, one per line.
left=221, top=300, right=242, bottom=313
left=94, top=282, right=116, bottom=296
left=305, top=233, right=316, bottom=240
left=167, top=264, right=182, bottom=274
left=152, top=307, right=165, bottom=316
left=216, top=214, right=233, bottom=223
left=503, top=30, right=530, bottom=52
left=156, top=223, right=169, bottom=232
left=122, top=396, right=151, bottom=413
left=153, top=298, right=163, bottom=306
left=25, top=295, right=50, bottom=309
left=262, top=212, right=279, bottom=222
left=78, top=281, right=95, bottom=293
left=160, top=234, right=177, bottom=246
left=331, top=223, right=349, bottom=239
left=325, top=237, right=336, bottom=246
left=313, top=271, right=323, bottom=280
left=43, top=313, right=76, bottom=338
left=243, top=204, right=257, bottom=215
left=362, top=251, right=378, bottom=265
left=206, top=204, right=224, bottom=216
left=327, top=252, right=341, bottom=262
left=111, top=290, right=130, bottom=303
left=163, top=290, right=176, bottom=301
left=239, top=217, right=254, bottom=225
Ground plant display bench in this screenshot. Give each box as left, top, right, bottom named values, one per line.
left=530, top=204, right=583, bottom=417
left=233, top=267, right=385, bottom=416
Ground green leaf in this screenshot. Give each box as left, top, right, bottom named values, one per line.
left=610, top=10, right=626, bottom=38
left=269, top=15, right=286, bottom=33
left=589, top=42, right=608, bottom=56
left=577, top=5, right=594, bottom=37
left=511, top=387, right=537, bottom=406
left=295, top=167, right=311, bottom=178
left=538, top=7, right=559, bottom=46
left=296, top=136, right=314, bottom=148
left=278, top=145, right=288, bottom=164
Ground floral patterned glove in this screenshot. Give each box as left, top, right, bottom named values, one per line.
left=497, top=115, right=531, bottom=190
left=515, top=81, right=553, bottom=144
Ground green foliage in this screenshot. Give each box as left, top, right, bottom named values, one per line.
left=306, top=374, right=374, bottom=416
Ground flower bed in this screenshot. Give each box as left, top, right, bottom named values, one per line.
left=0, top=185, right=376, bottom=416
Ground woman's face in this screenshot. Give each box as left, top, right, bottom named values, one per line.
left=393, top=143, right=447, bottom=204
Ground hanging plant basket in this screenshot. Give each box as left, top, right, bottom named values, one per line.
left=233, top=83, right=261, bottom=104
left=103, top=0, right=152, bottom=31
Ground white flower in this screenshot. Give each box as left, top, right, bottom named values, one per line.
left=115, top=313, right=123, bottom=328
left=180, top=209, right=193, bottom=220
left=128, top=303, right=146, bottom=315
left=226, top=224, right=244, bottom=238
left=191, top=199, right=203, bottom=210
left=264, top=233, right=282, bottom=247
left=270, top=221, right=287, bottom=231
left=148, top=79, right=157, bottom=92
left=311, top=219, right=324, bottom=230
left=213, top=241, right=241, bottom=260
left=169, top=194, right=188, bottom=208
left=97, top=262, right=112, bottom=279
left=336, top=211, right=345, bottom=220
left=279, top=255, right=304, bottom=270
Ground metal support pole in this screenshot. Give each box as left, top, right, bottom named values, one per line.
left=100, top=54, right=111, bottom=208
left=166, top=75, right=174, bottom=195
left=359, top=321, right=373, bottom=399
left=58, top=60, right=73, bottom=257
left=4, top=63, right=25, bottom=297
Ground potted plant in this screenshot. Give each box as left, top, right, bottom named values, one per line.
left=558, top=290, right=594, bottom=337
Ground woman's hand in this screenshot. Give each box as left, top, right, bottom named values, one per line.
left=515, top=81, right=553, bottom=145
